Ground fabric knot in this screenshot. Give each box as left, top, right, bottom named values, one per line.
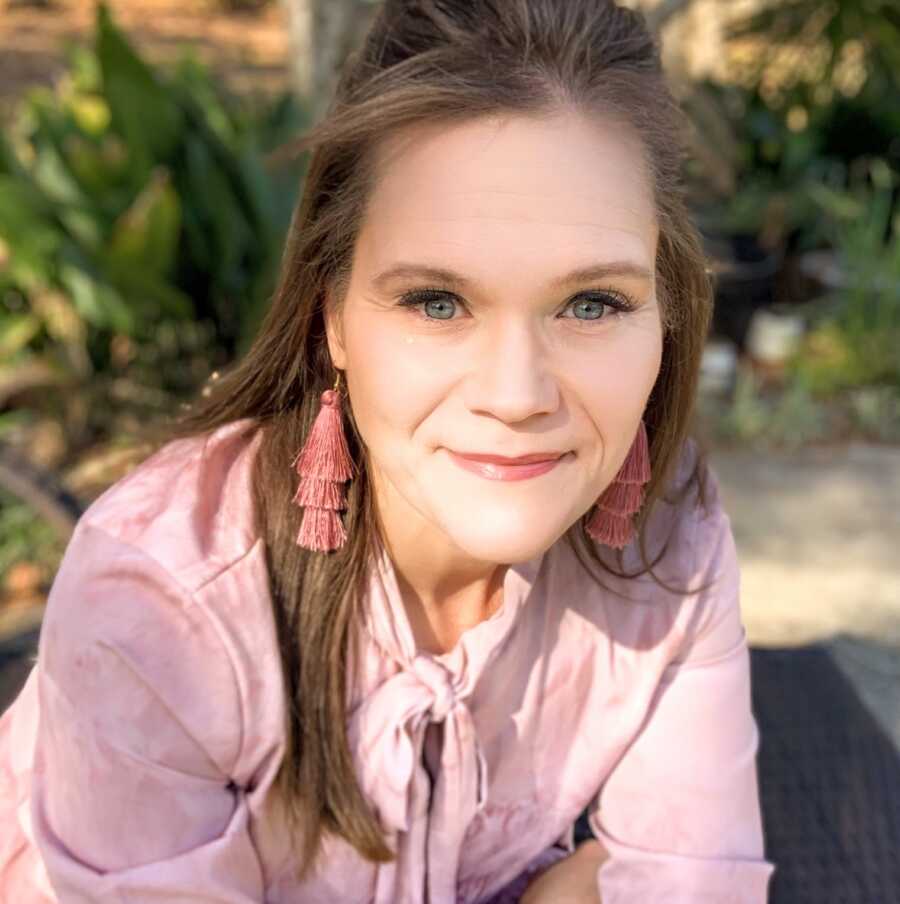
left=351, top=658, right=490, bottom=904
left=411, top=655, right=457, bottom=722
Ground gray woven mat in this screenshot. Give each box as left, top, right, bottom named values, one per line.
left=749, top=644, right=900, bottom=904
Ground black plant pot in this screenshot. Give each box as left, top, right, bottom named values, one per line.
left=705, top=232, right=782, bottom=353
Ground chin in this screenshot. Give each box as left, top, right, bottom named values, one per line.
left=464, top=546, right=548, bottom=569
left=445, top=521, right=560, bottom=565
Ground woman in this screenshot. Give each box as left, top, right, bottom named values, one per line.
left=0, top=1, right=776, bottom=901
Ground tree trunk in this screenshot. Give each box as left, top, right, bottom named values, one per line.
left=280, top=0, right=378, bottom=121
left=280, top=0, right=313, bottom=104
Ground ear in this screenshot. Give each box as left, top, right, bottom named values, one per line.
left=323, top=288, right=348, bottom=370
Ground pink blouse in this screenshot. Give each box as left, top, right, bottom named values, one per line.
left=0, top=418, right=775, bottom=903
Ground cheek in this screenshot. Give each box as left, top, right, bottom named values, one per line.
left=343, top=314, right=440, bottom=443
left=575, top=318, right=662, bottom=411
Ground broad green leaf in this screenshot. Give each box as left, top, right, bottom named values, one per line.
left=29, top=289, right=86, bottom=346
left=107, top=168, right=181, bottom=276
left=181, top=135, right=248, bottom=281
left=0, top=177, right=61, bottom=280
left=95, top=3, right=184, bottom=166
left=59, top=262, right=135, bottom=334
left=31, top=138, right=88, bottom=208
left=63, top=134, right=129, bottom=199
left=0, top=314, right=42, bottom=361
left=58, top=207, right=104, bottom=250
left=106, top=266, right=194, bottom=323
left=170, top=53, right=235, bottom=144
left=65, top=42, right=103, bottom=96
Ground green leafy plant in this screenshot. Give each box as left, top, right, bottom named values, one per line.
left=706, top=364, right=832, bottom=449
left=685, top=79, right=829, bottom=247
left=0, top=3, right=306, bottom=582
left=723, top=0, right=900, bottom=109
left=789, top=159, right=900, bottom=395
left=848, top=386, right=900, bottom=442
left=716, top=365, right=770, bottom=443
left=0, top=3, right=306, bottom=450
left=688, top=0, right=900, bottom=254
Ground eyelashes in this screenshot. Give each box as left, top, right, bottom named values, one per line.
left=394, top=287, right=640, bottom=327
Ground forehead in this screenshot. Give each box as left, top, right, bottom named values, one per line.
left=360, top=110, right=658, bottom=269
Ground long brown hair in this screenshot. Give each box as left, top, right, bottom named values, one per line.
left=138, top=0, right=714, bottom=877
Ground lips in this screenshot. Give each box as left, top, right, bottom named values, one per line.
left=449, top=451, right=565, bottom=465
left=446, top=449, right=568, bottom=482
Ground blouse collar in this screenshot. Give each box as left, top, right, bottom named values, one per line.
left=352, top=535, right=549, bottom=903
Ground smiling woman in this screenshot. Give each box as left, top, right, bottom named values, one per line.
left=0, top=1, right=775, bottom=903
left=324, top=111, right=665, bottom=635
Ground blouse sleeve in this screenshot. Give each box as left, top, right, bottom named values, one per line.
left=29, top=521, right=266, bottom=903
left=589, top=481, right=776, bottom=903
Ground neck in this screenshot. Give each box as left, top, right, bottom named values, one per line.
left=396, top=564, right=508, bottom=656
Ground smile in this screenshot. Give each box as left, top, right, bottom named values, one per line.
left=447, top=450, right=569, bottom=481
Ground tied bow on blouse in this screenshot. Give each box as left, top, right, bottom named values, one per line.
left=349, top=655, right=489, bottom=903
left=350, top=541, right=544, bottom=904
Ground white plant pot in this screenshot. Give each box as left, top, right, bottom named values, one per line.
left=746, top=306, right=806, bottom=365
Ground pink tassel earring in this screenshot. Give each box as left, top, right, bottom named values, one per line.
left=291, top=370, right=354, bottom=552
left=586, top=419, right=650, bottom=549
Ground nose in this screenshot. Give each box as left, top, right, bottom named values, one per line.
left=464, top=317, right=559, bottom=424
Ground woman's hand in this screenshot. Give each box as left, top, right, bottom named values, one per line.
left=519, top=838, right=609, bottom=904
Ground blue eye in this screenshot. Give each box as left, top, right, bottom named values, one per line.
left=563, top=294, right=612, bottom=321
left=564, top=292, right=635, bottom=320
left=395, top=288, right=637, bottom=324
left=397, top=289, right=458, bottom=320
left=411, top=291, right=458, bottom=320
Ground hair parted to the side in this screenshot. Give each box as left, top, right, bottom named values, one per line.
left=137, top=0, right=715, bottom=878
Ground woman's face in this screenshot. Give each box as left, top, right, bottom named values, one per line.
left=326, top=109, right=662, bottom=571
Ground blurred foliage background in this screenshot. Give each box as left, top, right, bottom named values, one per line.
left=0, top=0, right=308, bottom=602
left=0, top=0, right=898, bottom=608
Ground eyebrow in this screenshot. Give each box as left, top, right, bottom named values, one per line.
left=371, top=261, right=653, bottom=293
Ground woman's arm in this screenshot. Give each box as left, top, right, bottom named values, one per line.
left=582, top=492, right=775, bottom=903
left=30, top=521, right=266, bottom=902
left=524, top=476, right=775, bottom=904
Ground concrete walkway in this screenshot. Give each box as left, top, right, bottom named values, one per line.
left=711, top=441, right=900, bottom=750
left=711, top=442, right=900, bottom=648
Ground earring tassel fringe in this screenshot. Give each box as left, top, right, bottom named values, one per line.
left=292, top=389, right=354, bottom=552
left=586, top=420, right=651, bottom=550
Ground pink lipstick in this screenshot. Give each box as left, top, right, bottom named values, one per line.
left=447, top=450, right=568, bottom=481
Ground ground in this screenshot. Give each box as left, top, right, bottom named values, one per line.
left=712, top=441, right=900, bottom=649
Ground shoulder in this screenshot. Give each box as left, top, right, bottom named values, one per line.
left=559, top=437, right=733, bottom=595
left=554, top=437, right=742, bottom=661
left=79, top=417, right=265, bottom=591
left=635, top=435, right=736, bottom=596
left=37, top=418, right=280, bottom=781
left=643, top=437, right=745, bottom=665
